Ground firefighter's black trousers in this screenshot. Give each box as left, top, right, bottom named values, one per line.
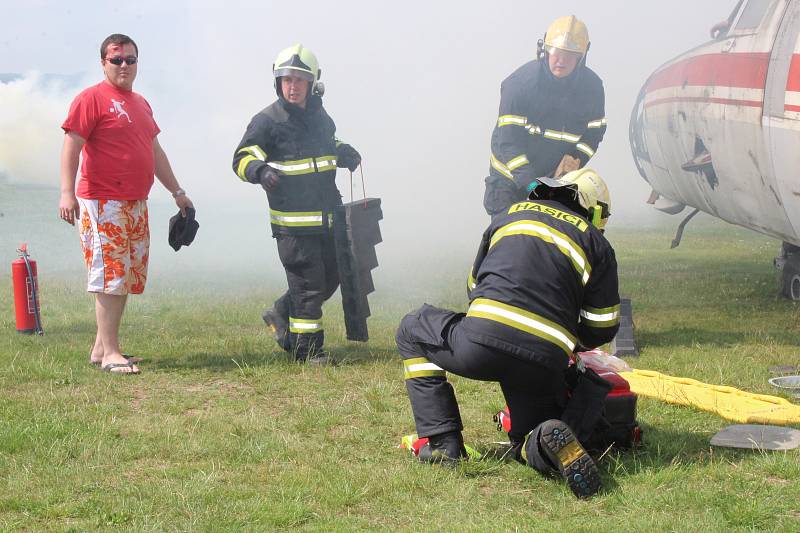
left=396, top=304, right=566, bottom=444
left=273, top=233, right=339, bottom=359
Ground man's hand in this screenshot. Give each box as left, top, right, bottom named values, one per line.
left=175, top=194, right=194, bottom=217
left=259, top=167, right=282, bottom=192
left=336, top=144, right=361, bottom=172
left=59, top=191, right=80, bottom=226
left=554, top=154, right=581, bottom=178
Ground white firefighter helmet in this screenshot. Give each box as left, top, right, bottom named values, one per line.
left=272, top=44, right=323, bottom=96
left=544, top=15, right=590, bottom=56
left=529, top=168, right=611, bottom=229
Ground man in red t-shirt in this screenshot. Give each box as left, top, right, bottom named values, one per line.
left=59, top=33, right=193, bottom=375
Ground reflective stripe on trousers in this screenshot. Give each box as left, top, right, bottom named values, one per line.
left=289, top=316, right=323, bottom=334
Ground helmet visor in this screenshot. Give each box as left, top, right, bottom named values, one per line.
left=527, top=176, right=578, bottom=199
left=544, top=45, right=584, bottom=59
left=273, top=67, right=314, bottom=82
left=535, top=176, right=577, bottom=190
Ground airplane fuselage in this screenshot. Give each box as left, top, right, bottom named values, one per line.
left=631, top=0, right=800, bottom=247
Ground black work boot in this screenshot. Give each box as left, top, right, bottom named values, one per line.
left=305, top=350, right=336, bottom=366
left=295, top=340, right=336, bottom=366
left=417, top=431, right=467, bottom=465
left=262, top=307, right=289, bottom=351
left=525, top=419, right=601, bottom=499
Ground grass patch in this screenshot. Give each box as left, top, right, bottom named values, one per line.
left=1, top=214, right=799, bottom=530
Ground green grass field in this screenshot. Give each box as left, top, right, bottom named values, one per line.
left=1, top=185, right=799, bottom=531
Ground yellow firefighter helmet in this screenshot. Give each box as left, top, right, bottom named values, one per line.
left=529, top=168, right=611, bottom=229
left=272, top=44, right=323, bottom=95
left=558, top=168, right=610, bottom=229
left=544, top=15, right=590, bottom=56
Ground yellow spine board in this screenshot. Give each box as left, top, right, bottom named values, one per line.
left=619, top=369, right=800, bottom=426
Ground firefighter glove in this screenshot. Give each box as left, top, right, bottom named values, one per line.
left=259, top=166, right=281, bottom=192
left=554, top=154, right=581, bottom=178
left=337, top=143, right=361, bottom=172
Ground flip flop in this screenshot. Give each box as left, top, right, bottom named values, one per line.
left=101, top=361, right=141, bottom=375
left=90, top=354, right=143, bottom=366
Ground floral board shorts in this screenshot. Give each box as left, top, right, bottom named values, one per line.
left=78, top=199, right=150, bottom=295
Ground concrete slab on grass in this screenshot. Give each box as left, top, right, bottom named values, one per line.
left=710, top=424, right=800, bottom=451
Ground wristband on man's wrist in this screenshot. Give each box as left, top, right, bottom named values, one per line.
left=172, top=187, right=186, bottom=198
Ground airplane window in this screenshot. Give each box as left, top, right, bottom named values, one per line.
left=734, top=0, right=774, bottom=30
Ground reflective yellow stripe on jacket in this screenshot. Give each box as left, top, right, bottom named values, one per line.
left=507, top=155, right=529, bottom=171
left=490, top=153, right=529, bottom=180
left=526, top=124, right=543, bottom=135
left=542, top=130, right=581, bottom=143
left=490, top=154, right=513, bottom=179
left=467, top=298, right=577, bottom=356
left=269, top=209, right=324, bottom=227
left=489, top=220, right=591, bottom=285
left=315, top=156, right=337, bottom=171
left=268, top=158, right=314, bottom=175
left=497, top=114, right=528, bottom=127
left=580, top=304, right=620, bottom=327
left=268, top=155, right=338, bottom=176
left=576, top=143, right=595, bottom=157
left=236, top=145, right=267, bottom=181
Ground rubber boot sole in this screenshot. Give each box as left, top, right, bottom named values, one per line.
left=538, top=420, right=602, bottom=498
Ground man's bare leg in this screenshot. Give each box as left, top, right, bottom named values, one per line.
left=95, top=293, right=138, bottom=373
left=89, top=335, right=104, bottom=364
left=89, top=314, right=141, bottom=364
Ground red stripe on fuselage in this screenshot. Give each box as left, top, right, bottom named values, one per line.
left=644, top=96, right=763, bottom=109
left=786, top=54, right=800, bottom=92
left=646, top=52, right=769, bottom=93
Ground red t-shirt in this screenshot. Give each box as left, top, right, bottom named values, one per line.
left=62, top=81, right=161, bottom=200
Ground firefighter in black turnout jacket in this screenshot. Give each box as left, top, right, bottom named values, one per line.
left=232, top=44, right=361, bottom=364
left=484, top=15, right=607, bottom=218
left=397, top=169, right=619, bottom=498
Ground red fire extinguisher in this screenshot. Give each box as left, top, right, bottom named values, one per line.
left=12, top=244, right=44, bottom=335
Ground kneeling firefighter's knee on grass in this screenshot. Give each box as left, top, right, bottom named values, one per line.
left=397, top=306, right=464, bottom=439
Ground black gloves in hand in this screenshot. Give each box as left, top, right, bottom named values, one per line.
left=259, top=166, right=281, bottom=192
left=336, top=144, right=361, bottom=172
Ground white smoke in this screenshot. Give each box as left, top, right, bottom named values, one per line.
left=0, top=0, right=732, bottom=283
left=0, top=73, right=82, bottom=186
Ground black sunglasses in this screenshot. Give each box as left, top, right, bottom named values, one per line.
left=107, top=56, right=138, bottom=66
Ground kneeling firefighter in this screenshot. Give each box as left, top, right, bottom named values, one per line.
left=232, top=44, right=362, bottom=364
left=396, top=168, right=619, bottom=498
